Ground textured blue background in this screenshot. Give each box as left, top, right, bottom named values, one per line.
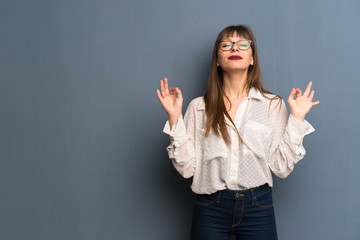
left=1, top=0, right=359, bottom=239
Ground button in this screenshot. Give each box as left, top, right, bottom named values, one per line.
left=236, top=193, right=245, bottom=197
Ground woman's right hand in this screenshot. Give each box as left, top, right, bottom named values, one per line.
left=156, top=77, right=183, bottom=126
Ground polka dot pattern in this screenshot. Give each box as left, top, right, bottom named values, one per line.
left=163, top=88, right=315, bottom=194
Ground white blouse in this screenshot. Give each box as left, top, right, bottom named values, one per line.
left=163, top=88, right=315, bottom=194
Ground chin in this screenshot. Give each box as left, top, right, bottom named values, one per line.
left=222, top=66, right=249, bottom=72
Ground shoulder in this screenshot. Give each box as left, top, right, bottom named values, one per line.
left=183, top=97, right=205, bottom=124
left=252, top=89, right=285, bottom=113
left=262, top=93, right=287, bottom=116
left=263, top=93, right=283, bottom=105
left=262, top=92, right=278, bottom=100
left=256, top=89, right=281, bottom=102
left=187, top=96, right=205, bottom=111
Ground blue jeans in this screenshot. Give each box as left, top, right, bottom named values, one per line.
left=190, top=184, right=278, bottom=240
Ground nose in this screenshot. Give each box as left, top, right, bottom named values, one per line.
left=231, top=42, right=240, bottom=52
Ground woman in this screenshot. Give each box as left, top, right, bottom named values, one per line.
left=156, top=25, right=319, bottom=240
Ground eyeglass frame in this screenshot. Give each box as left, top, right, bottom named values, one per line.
left=217, top=40, right=252, bottom=51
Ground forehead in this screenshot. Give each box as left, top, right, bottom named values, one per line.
left=220, top=32, right=248, bottom=41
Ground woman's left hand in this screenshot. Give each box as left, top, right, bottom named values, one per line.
left=287, top=81, right=320, bottom=121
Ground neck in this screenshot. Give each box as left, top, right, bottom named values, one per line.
left=222, top=69, right=249, bottom=99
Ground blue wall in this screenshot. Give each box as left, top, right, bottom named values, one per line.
left=1, top=0, right=359, bottom=239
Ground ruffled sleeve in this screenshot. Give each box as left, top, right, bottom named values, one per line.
left=162, top=99, right=198, bottom=178
left=268, top=99, right=315, bottom=178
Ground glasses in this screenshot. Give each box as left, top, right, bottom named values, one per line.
left=218, top=40, right=252, bottom=51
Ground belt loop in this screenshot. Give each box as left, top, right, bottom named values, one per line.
left=250, top=188, right=255, bottom=205
left=216, top=191, right=222, bottom=203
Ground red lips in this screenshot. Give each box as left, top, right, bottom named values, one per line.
left=228, top=55, right=243, bottom=60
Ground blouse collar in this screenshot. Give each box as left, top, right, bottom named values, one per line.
left=197, top=87, right=264, bottom=111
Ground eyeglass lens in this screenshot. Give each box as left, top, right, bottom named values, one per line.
left=219, top=41, right=250, bottom=51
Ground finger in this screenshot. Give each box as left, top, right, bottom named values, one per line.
left=169, top=87, right=176, bottom=95
left=312, top=100, right=320, bottom=106
left=295, top=88, right=302, bottom=97
left=162, top=79, right=169, bottom=97
left=174, top=87, right=183, bottom=100
left=303, top=81, right=312, bottom=98
left=308, top=90, right=315, bottom=101
left=165, top=77, right=170, bottom=95
left=156, top=89, right=164, bottom=102
left=287, top=88, right=296, bottom=102
left=160, top=80, right=166, bottom=97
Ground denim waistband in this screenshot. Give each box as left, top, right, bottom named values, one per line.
left=218, top=184, right=271, bottom=200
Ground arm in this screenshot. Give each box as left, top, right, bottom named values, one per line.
left=267, top=99, right=315, bottom=178
left=162, top=100, right=197, bottom=178
left=268, top=81, right=319, bottom=178
left=156, top=77, right=196, bottom=178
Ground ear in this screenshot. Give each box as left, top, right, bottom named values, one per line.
left=217, top=62, right=220, bottom=67
left=250, top=57, right=254, bottom=66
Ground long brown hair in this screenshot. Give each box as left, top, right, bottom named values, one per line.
left=203, top=24, right=280, bottom=145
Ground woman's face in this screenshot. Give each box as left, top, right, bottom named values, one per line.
left=217, top=33, right=254, bottom=73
